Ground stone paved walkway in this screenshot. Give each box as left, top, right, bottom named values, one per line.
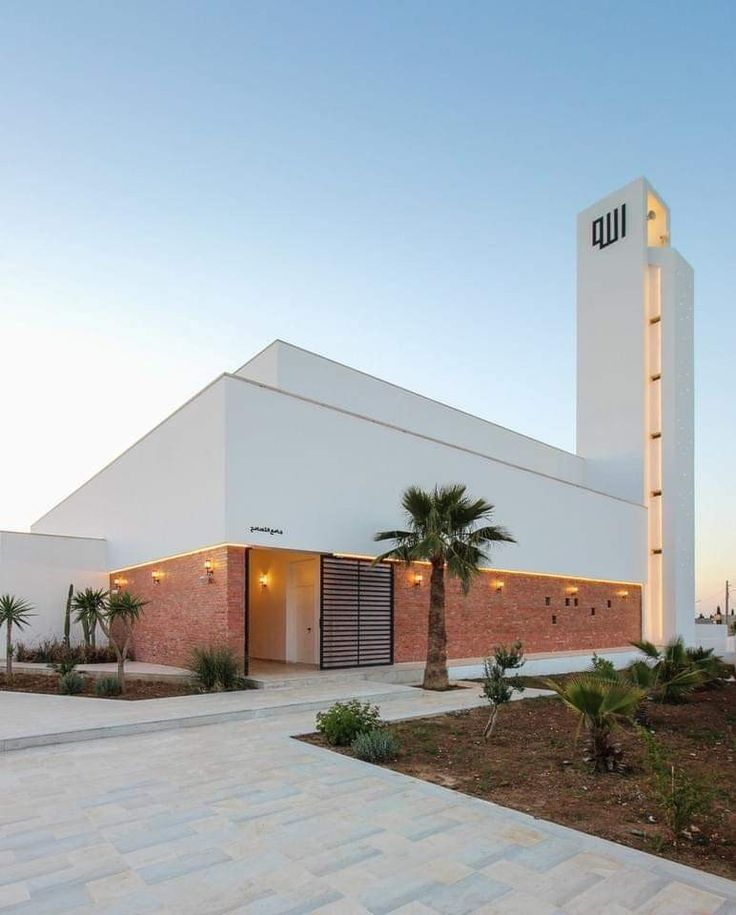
left=0, top=693, right=735, bottom=913
left=0, top=681, right=498, bottom=752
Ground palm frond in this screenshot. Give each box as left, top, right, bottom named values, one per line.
left=0, top=594, right=35, bottom=628
left=631, top=639, right=661, bottom=660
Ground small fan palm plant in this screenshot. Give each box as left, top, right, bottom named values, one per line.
left=630, top=637, right=707, bottom=703
left=686, top=645, right=731, bottom=687
left=0, top=594, right=35, bottom=681
left=72, top=587, right=109, bottom=650
left=546, top=674, right=645, bottom=772
left=375, top=484, right=514, bottom=690
left=97, top=591, right=148, bottom=693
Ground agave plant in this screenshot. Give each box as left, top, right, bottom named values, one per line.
left=546, top=674, right=645, bottom=772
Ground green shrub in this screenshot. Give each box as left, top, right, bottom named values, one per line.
left=639, top=726, right=714, bottom=840
left=94, top=676, right=122, bottom=697
left=58, top=672, right=85, bottom=695
left=316, top=700, right=382, bottom=746
left=590, top=653, right=617, bottom=679
left=351, top=728, right=400, bottom=762
left=481, top=641, right=525, bottom=739
left=51, top=653, right=79, bottom=677
left=189, top=646, right=240, bottom=692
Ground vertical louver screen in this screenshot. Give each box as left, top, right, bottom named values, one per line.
left=320, top=556, right=393, bottom=669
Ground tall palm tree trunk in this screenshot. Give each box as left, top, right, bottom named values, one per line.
left=117, top=649, right=126, bottom=693
left=6, top=621, right=12, bottom=680
left=423, top=560, right=449, bottom=690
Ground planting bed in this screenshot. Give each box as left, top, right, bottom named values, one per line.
left=0, top=671, right=196, bottom=700
left=304, top=684, right=736, bottom=878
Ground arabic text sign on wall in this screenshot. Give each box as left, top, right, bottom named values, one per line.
left=250, top=525, right=284, bottom=537
left=592, top=203, right=627, bottom=251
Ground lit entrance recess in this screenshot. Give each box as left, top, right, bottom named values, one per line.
left=248, top=548, right=320, bottom=666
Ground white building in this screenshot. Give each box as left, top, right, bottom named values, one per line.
left=0, top=178, right=696, bottom=673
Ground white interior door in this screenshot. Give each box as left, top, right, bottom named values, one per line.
left=286, top=559, right=317, bottom=664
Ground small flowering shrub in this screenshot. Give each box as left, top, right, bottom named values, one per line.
left=315, top=700, right=381, bottom=746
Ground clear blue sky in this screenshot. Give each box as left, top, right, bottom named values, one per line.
left=1, top=1, right=734, bottom=610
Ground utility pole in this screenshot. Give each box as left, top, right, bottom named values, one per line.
left=726, top=580, right=730, bottom=618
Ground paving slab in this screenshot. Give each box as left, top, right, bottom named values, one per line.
left=0, top=702, right=733, bottom=914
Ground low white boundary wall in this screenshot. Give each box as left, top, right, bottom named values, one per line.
left=0, top=531, right=107, bottom=657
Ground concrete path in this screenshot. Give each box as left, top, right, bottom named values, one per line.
left=0, top=681, right=496, bottom=752
left=0, top=692, right=735, bottom=912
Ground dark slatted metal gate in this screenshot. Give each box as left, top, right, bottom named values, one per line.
left=320, top=556, right=394, bottom=669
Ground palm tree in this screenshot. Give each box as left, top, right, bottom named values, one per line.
left=97, top=591, right=148, bottom=693
left=72, top=588, right=109, bottom=650
left=375, top=484, right=515, bottom=690
left=0, top=594, right=35, bottom=681
left=546, top=674, right=645, bottom=772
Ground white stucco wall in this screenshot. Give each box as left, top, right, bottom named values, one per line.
left=32, top=380, right=228, bottom=569
left=576, top=178, right=649, bottom=503
left=224, top=375, right=646, bottom=583
left=0, top=531, right=108, bottom=656
left=656, top=246, right=695, bottom=645
left=237, top=342, right=586, bottom=485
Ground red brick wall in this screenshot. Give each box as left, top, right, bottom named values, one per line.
left=110, top=545, right=246, bottom=670
left=393, top=563, right=641, bottom=662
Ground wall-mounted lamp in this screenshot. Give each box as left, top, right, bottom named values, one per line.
left=412, top=572, right=423, bottom=588
left=494, top=580, right=504, bottom=594
left=152, top=570, right=162, bottom=585
left=112, top=577, right=123, bottom=594
left=566, top=586, right=579, bottom=595
left=204, top=559, right=214, bottom=582
left=259, top=572, right=269, bottom=589
left=618, top=589, right=629, bottom=598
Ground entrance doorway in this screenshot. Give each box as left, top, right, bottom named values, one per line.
left=286, top=558, right=318, bottom=664
left=247, top=547, right=319, bottom=667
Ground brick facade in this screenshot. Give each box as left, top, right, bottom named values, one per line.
left=110, top=545, right=246, bottom=670
left=393, top=563, right=641, bottom=662
left=113, top=547, right=641, bottom=671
